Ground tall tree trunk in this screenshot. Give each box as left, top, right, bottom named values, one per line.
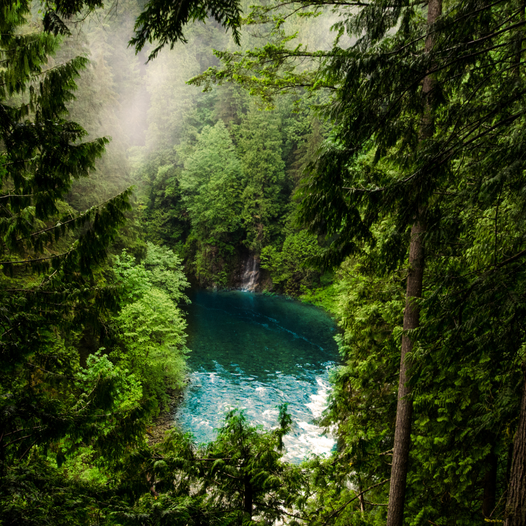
left=386, top=1, right=441, bottom=525
left=506, top=22, right=526, bottom=522
left=386, top=221, right=425, bottom=526
left=504, top=365, right=526, bottom=526
left=357, top=476, right=367, bottom=515
left=514, top=0, right=525, bottom=77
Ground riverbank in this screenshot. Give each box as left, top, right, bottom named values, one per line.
left=147, top=388, right=185, bottom=445
left=149, top=285, right=340, bottom=451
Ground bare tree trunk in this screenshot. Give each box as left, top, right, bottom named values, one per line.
left=386, top=221, right=425, bottom=526
left=514, top=0, right=525, bottom=76
left=357, top=476, right=366, bottom=515
left=504, top=365, right=526, bottom=526
left=386, top=1, right=441, bottom=525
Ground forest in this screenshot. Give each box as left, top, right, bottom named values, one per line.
left=1, top=0, right=526, bottom=525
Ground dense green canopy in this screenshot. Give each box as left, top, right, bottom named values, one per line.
left=2, top=0, right=526, bottom=524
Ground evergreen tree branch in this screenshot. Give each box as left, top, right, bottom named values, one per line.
left=321, top=478, right=389, bottom=525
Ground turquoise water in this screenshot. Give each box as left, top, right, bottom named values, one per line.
left=176, top=289, right=339, bottom=463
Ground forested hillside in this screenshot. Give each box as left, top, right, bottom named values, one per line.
left=125, top=9, right=334, bottom=292
left=1, top=0, right=526, bottom=525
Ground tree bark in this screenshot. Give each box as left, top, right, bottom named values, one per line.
left=386, top=221, right=425, bottom=526
left=357, top=476, right=366, bottom=514
left=386, top=2, right=441, bottom=525
left=504, top=365, right=526, bottom=526
left=514, top=0, right=525, bottom=77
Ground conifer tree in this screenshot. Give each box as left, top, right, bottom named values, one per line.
left=0, top=1, right=138, bottom=518
left=238, top=104, right=287, bottom=252
left=179, top=119, right=243, bottom=281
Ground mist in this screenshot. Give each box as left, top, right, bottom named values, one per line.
left=60, top=0, right=345, bottom=212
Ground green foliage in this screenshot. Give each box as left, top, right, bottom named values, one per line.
left=299, top=283, right=338, bottom=312
left=143, top=242, right=191, bottom=304
left=0, top=0, right=134, bottom=448
left=238, top=103, right=288, bottom=252
left=136, top=153, right=191, bottom=250
left=115, top=288, right=188, bottom=406
left=131, top=0, right=242, bottom=60
left=1, top=459, right=103, bottom=526
left=197, top=408, right=299, bottom=523
left=0, top=3, right=150, bottom=524
left=112, top=242, right=190, bottom=409
left=114, top=407, right=307, bottom=525
left=113, top=249, right=152, bottom=302
left=261, top=230, right=324, bottom=295
left=114, top=242, right=190, bottom=305
left=180, top=120, right=243, bottom=241
left=188, top=6, right=334, bottom=106
left=177, top=119, right=244, bottom=282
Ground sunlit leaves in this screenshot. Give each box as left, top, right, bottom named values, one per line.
left=112, top=243, right=189, bottom=409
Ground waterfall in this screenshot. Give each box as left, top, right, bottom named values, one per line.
left=240, top=255, right=259, bottom=291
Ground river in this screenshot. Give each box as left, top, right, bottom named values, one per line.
left=176, top=289, right=339, bottom=463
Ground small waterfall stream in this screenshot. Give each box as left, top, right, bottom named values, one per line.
left=240, top=255, right=259, bottom=291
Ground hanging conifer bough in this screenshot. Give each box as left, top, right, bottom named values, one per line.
left=130, top=0, right=243, bottom=60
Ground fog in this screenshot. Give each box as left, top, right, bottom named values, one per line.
left=60, top=0, right=350, bottom=210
